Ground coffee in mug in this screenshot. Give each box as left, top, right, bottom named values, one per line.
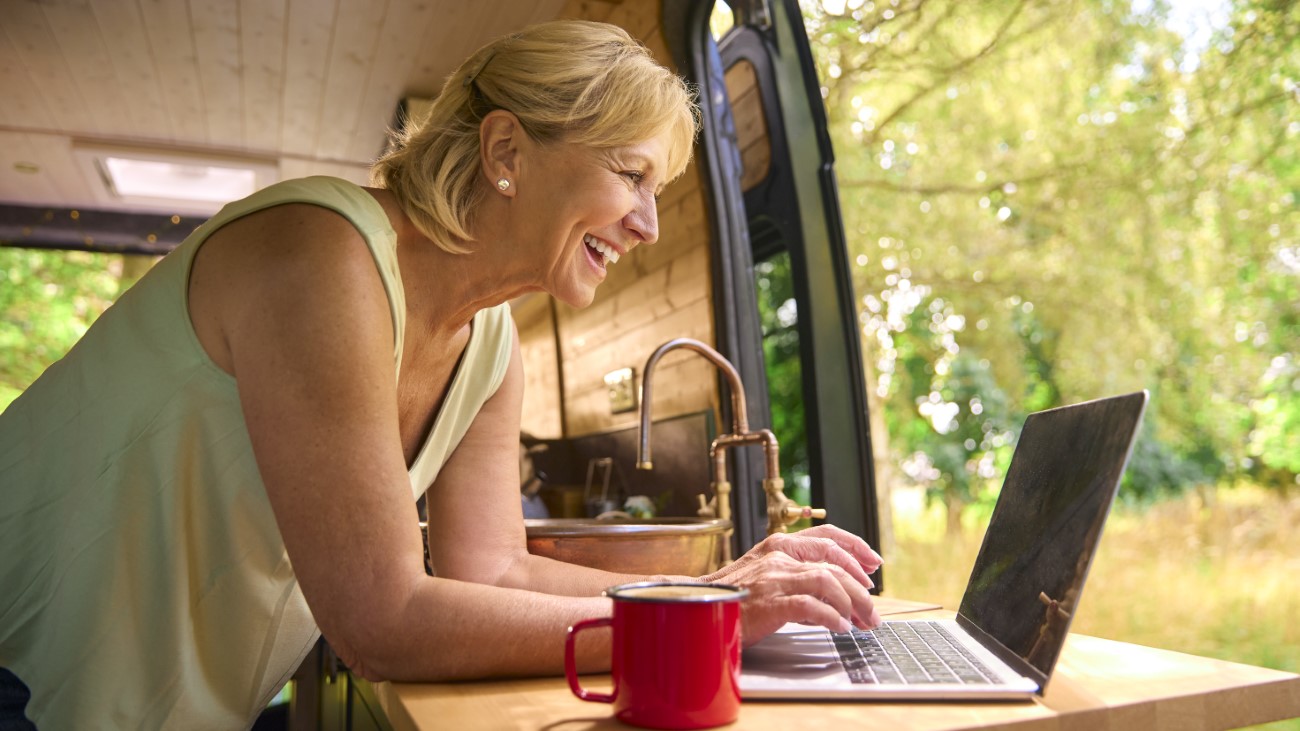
left=565, top=582, right=748, bottom=730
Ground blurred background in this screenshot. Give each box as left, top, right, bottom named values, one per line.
left=760, top=2, right=1297, bottom=727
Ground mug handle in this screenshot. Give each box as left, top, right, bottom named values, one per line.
left=566, top=617, right=615, bottom=703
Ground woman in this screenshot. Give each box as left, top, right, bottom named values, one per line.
left=0, top=20, right=881, bottom=729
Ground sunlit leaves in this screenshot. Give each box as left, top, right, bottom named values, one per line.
left=805, top=0, right=1300, bottom=515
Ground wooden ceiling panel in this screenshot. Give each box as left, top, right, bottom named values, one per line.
left=88, top=0, right=174, bottom=140
left=5, top=1, right=89, bottom=134
left=191, top=0, right=246, bottom=148
left=0, top=29, right=52, bottom=130
left=342, top=0, right=439, bottom=163
left=136, top=0, right=208, bottom=144
left=311, top=0, right=388, bottom=160
left=280, top=0, right=338, bottom=159
left=43, top=1, right=137, bottom=138
left=0, top=0, right=578, bottom=215
left=239, top=0, right=288, bottom=154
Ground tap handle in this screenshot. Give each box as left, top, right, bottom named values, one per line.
left=784, top=505, right=826, bottom=521
left=696, top=493, right=716, bottom=519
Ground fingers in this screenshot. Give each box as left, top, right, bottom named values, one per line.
left=732, top=552, right=882, bottom=638
left=775, top=594, right=855, bottom=634
left=764, top=531, right=880, bottom=590
left=799, top=525, right=885, bottom=572
left=710, top=523, right=887, bottom=643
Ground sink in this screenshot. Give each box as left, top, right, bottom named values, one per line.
left=524, top=517, right=731, bottom=576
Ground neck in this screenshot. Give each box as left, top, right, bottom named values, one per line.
left=384, top=190, right=542, bottom=335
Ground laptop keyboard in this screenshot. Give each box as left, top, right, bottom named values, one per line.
left=831, top=621, right=998, bottom=685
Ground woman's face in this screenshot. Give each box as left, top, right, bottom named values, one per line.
left=515, top=133, right=671, bottom=308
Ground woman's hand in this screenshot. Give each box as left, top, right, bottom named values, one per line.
left=699, top=525, right=884, bottom=646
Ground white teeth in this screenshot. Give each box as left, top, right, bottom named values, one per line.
left=583, top=234, right=620, bottom=265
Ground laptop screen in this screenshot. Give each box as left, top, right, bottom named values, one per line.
left=956, top=391, right=1147, bottom=686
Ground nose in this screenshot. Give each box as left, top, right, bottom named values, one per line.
left=624, top=192, right=659, bottom=246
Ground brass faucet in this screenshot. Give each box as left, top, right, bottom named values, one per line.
left=635, top=338, right=826, bottom=562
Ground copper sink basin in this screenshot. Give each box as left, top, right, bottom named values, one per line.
left=524, top=517, right=731, bottom=577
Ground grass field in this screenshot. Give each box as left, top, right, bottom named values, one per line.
left=882, top=485, right=1300, bottom=730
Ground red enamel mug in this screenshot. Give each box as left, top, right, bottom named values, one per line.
left=565, top=582, right=748, bottom=730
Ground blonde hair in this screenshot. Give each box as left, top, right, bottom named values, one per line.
left=371, top=20, right=700, bottom=253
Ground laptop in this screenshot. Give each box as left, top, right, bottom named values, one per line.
left=740, top=390, right=1149, bottom=700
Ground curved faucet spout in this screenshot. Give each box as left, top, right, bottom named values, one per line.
left=636, top=337, right=823, bottom=539
left=637, top=338, right=748, bottom=469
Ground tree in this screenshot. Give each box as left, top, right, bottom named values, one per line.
left=801, top=0, right=1299, bottom=529
left=0, top=248, right=152, bottom=409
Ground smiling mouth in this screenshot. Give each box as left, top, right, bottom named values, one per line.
left=584, top=234, right=621, bottom=267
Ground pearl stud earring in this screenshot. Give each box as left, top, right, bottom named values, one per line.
left=496, top=178, right=511, bottom=191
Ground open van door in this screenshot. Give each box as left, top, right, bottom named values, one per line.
left=663, top=0, right=883, bottom=576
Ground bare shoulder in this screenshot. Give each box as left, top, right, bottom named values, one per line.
left=190, top=202, right=392, bottom=374
left=197, top=202, right=378, bottom=283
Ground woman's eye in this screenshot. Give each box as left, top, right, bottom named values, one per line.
left=622, top=170, right=645, bottom=184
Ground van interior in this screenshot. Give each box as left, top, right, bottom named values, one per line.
left=0, top=1, right=883, bottom=728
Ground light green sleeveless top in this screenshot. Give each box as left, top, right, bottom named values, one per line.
left=0, top=176, right=513, bottom=729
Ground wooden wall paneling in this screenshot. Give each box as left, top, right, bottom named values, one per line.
left=190, top=0, right=246, bottom=149
left=407, top=2, right=496, bottom=101
left=280, top=0, right=340, bottom=158
left=239, top=0, right=288, bottom=155
left=552, top=135, right=719, bottom=436
left=606, top=249, right=709, bottom=335
left=659, top=160, right=701, bottom=209
left=738, top=135, right=771, bottom=193
left=726, top=65, right=765, bottom=148
left=638, top=27, right=674, bottom=73
left=86, top=0, right=173, bottom=141
left=342, top=0, right=440, bottom=164
left=561, top=293, right=722, bottom=434
left=566, top=307, right=713, bottom=404
left=643, top=357, right=721, bottom=423
left=662, top=245, right=710, bottom=310
left=636, top=189, right=707, bottom=274
left=3, top=2, right=98, bottom=136
left=525, top=0, right=571, bottom=25
left=564, top=354, right=718, bottom=436
left=554, top=294, right=616, bottom=362
left=558, top=0, right=618, bottom=24
left=608, top=265, right=671, bottom=332
left=600, top=1, right=661, bottom=45
left=724, top=59, right=770, bottom=191
left=0, top=29, right=52, bottom=130
left=311, top=0, right=386, bottom=161
left=441, top=0, right=560, bottom=87
left=512, top=295, right=564, bottom=439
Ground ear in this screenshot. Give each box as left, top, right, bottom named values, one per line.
left=480, top=110, right=523, bottom=198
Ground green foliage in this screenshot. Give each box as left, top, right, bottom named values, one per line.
left=1249, top=354, right=1300, bottom=477
left=754, top=253, right=811, bottom=497
left=1121, top=415, right=1212, bottom=502
left=798, top=0, right=1300, bottom=526
left=0, top=248, right=141, bottom=408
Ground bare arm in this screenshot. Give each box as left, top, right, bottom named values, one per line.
left=423, top=325, right=688, bottom=597
left=195, top=205, right=883, bottom=685
left=193, top=207, right=621, bottom=682
left=425, top=320, right=887, bottom=646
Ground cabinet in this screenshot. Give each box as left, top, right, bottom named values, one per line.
left=290, top=640, right=393, bottom=731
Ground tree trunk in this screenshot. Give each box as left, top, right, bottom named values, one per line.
left=861, top=345, right=897, bottom=560
left=945, top=492, right=964, bottom=537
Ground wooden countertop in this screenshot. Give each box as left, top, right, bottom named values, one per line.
left=374, top=597, right=1300, bottom=730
